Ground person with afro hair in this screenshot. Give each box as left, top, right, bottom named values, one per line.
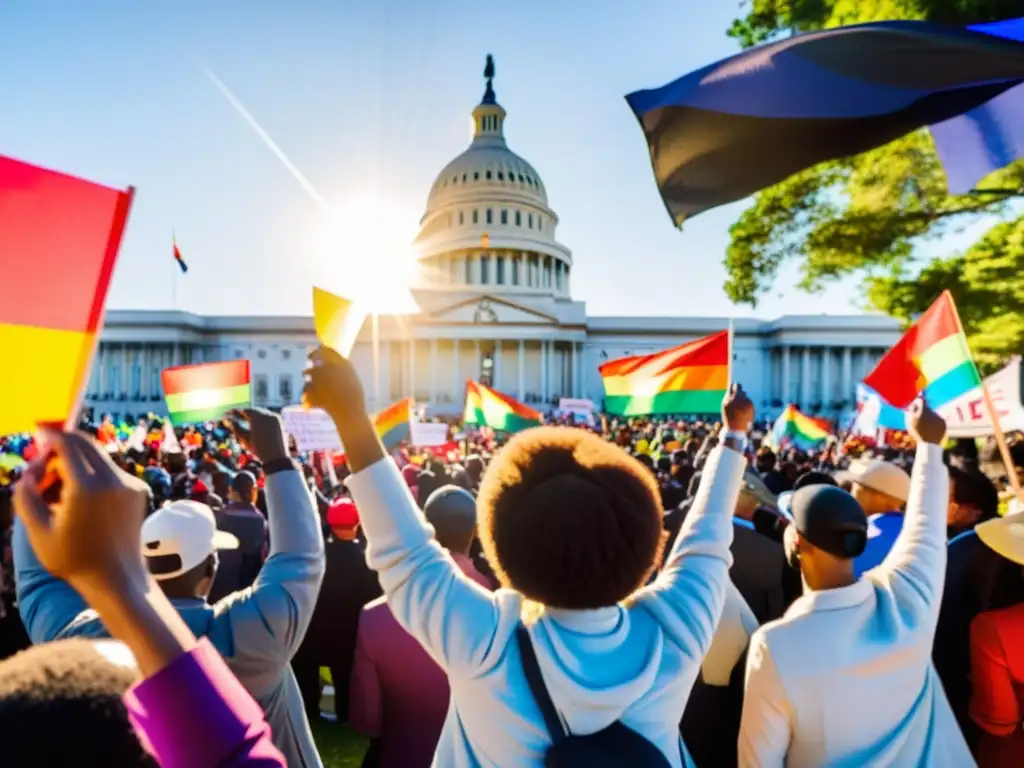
left=304, top=347, right=754, bottom=767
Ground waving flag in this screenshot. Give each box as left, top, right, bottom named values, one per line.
left=0, top=154, right=134, bottom=436
left=771, top=405, right=831, bottom=451
left=464, top=381, right=541, bottom=433
left=600, top=331, right=729, bottom=416
left=161, top=360, right=251, bottom=426
left=173, top=235, right=188, bottom=273
left=855, top=383, right=907, bottom=434
left=626, top=19, right=1024, bottom=225
left=864, top=291, right=981, bottom=410
left=374, top=397, right=412, bottom=449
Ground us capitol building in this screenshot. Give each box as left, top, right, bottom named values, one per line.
left=88, top=59, right=900, bottom=421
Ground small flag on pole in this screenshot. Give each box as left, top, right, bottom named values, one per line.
left=463, top=381, right=541, bottom=433
left=173, top=235, right=188, bottom=273
left=0, top=153, right=134, bottom=435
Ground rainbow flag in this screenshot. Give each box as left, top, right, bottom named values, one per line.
left=599, top=330, right=729, bottom=416
left=161, top=360, right=251, bottom=426
left=464, top=381, right=541, bottom=433
left=374, top=397, right=412, bottom=449
left=173, top=234, right=187, bottom=273
left=771, top=405, right=831, bottom=451
left=865, top=291, right=981, bottom=410
left=0, top=154, right=134, bottom=437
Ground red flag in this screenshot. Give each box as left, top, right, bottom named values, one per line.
left=0, top=154, right=134, bottom=434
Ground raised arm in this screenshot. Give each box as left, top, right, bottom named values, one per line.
left=304, top=348, right=507, bottom=676
left=218, top=410, right=326, bottom=666
left=739, top=631, right=791, bottom=767
left=874, top=400, right=948, bottom=627
left=633, top=385, right=752, bottom=660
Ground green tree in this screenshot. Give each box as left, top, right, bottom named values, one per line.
left=724, top=0, right=1024, bottom=368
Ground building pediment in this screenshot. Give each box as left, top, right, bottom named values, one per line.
left=424, top=294, right=557, bottom=325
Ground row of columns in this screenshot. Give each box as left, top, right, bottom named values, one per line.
left=401, top=338, right=584, bottom=404
left=777, top=345, right=881, bottom=408
left=433, top=251, right=571, bottom=294
left=90, top=343, right=185, bottom=400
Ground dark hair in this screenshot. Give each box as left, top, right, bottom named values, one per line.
left=793, top=471, right=837, bottom=491
left=0, top=639, right=156, bottom=767
left=231, top=471, right=257, bottom=503
left=477, top=427, right=665, bottom=609
left=949, top=465, right=999, bottom=522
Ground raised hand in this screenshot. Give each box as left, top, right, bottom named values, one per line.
left=227, top=407, right=289, bottom=463
left=14, top=430, right=150, bottom=593
left=906, top=397, right=946, bottom=445
left=302, top=345, right=369, bottom=434
left=722, top=383, right=755, bottom=432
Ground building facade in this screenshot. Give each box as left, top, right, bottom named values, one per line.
left=88, top=60, right=901, bottom=422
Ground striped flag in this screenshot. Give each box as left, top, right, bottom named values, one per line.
left=464, top=381, right=541, bottom=433
left=161, top=360, right=251, bottom=425
left=173, top=235, right=188, bottom=273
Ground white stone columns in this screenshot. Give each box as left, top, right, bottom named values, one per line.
left=800, top=347, right=811, bottom=409
left=429, top=339, right=438, bottom=404
left=780, top=346, right=790, bottom=404
left=541, top=341, right=549, bottom=400
left=517, top=341, right=525, bottom=400
left=842, top=347, right=853, bottom=404
left=821, top=347, right=831, bottom=407
left=570, top=342, right=578, bottom=398
left=453, top=340, right=461, bottom=394
left=121, top=345, right=129, bottom=399
left=493, top=340, right=502, bottom=389
left=407, top=338, right=416, bottom=397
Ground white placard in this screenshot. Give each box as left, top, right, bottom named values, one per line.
left=940, top=357, right=1024, bottom=438
left=282, top=406, right=343, bottom=452
left=558, top=398, right=595, bottom=424
left=410, top=421, right=449, bottom=447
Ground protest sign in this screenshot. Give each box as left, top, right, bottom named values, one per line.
left=410, top=421, right=448, bottom=447
left=281, top=406, right=343, bottom=452
left=940, top=357, right=1024, bottom=438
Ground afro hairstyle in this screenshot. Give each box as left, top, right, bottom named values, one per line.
left=476, top=427, right=666, bottom=610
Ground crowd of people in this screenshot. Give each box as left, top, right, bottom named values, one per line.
left=0, top=347, right=1023, bottom=767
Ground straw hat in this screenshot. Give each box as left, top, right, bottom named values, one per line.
left=976, top=509, right=1024, bottom=566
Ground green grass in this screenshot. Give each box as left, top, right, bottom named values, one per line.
left=311, top=720, right=369, bottom=768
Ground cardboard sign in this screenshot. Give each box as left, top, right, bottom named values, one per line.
left=940, top=357, right=1024, bottom=438
left=281, top=406, right=343, bottom=452
left=558, top=398, right=595, bottom=424
left=410, top=421, right=449, bottom=447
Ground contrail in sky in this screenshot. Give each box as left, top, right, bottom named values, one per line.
left=200, top=63, right=330, bottom=211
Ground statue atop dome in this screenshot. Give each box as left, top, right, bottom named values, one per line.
left=482, top=54, right=496, bottom=104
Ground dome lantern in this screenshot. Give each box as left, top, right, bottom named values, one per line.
left=472, top=54, right=506, bottom=146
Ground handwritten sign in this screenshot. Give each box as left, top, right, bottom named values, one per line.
left=281, top=406, right=343, bottom=452
left=410, top=421, right=449, bottom=447
left=558, top=398, right=595, bottom=424
left=939, top=357, right=1024, bottom=438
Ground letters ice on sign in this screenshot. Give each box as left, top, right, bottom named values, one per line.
left=939, top=358, right=1024, bottom=438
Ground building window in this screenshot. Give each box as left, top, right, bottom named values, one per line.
left=538, top=216, right=543, bottom=231
left=486, top=208, right=493, bottom=224
left=472, top=209, right=479, bottom=224
left=496, top=256, right=505, bottom=285
left=556, top=262, right=564, bottom=291
left=465, top=256, right=473, bottom=284
left=497, top=172, right=504, bottom=181
left=282, top=349, right=291, bottom=360
left=473, top=172, right=479, bottom=180
left=486, top=170, right=492, bottom=180
left=150, top=367, right=160, bottom=396
left=257, top=349, right=267, bottom=360
left=481, top=254, right=490, bottom=284
left=528, top=213, right=533, bottom=228
left=500, top=209, right=508, bottom=225
left=254, top=375, right=269, bottom=406
left=109, top=365, right=120, bottom=398
left=233, top=348, right=244, bottom=359
left=462, top=173, right=467, bottom=182
left=515, top=210, right=521, bottom=226
left=131, top=364, right=141, bottom=399
left=279, top=375, right=292, bottom=404
left=512, top=257, right=520, bottom=285
left=459, top=211, right=464, bottom=225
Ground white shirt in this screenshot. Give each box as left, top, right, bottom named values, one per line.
left=739, top=443, right=974, bottom=767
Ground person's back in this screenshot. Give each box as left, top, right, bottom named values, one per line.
left=304, top=358, right=755, bottom=767
left=14, top=411, right=326, bottom=768
left=740, top=403, right=971, bottom=767
left=210, top=481, right=268, bottom=603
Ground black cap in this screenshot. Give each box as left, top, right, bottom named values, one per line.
left=790, top=485, right=868, bottom=559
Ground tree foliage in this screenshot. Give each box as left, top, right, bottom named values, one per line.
left=724, top=0, right=1024, bottom=366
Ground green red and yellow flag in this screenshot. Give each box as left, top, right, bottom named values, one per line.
left=599, top=330, right=729, bottom=416
left=161, top=360, right=251, bottom=426
left=0, top=154, right=134, bottom=436
left=463, top=380, right=541, bottom=433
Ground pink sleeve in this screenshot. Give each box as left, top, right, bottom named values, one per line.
left=123, top=638, right=285, bottom=768
left=348, top=615, right=383, bottom=737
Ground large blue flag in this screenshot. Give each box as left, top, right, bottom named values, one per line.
left=627, top=19, right=1024, bottom=226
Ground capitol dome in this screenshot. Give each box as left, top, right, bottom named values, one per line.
left=415, top=55, right=573, bottom=299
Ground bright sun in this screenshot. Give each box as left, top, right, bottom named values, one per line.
left=312, top=196, right=421, bottom=316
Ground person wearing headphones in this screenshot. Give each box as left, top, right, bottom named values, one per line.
left=739, top=398, right=971, bottom=767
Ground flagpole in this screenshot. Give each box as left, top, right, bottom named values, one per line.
left=727, top=319, right=735, bottom=387
left=947, top=292, right=1023, bottom=501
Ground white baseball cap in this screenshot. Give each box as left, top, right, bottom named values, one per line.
left=846, top=459, right=911, bottom=503
left=141, top=500, right=239, bottom=580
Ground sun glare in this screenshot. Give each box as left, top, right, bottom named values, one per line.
left=312, top=197, right=421, bottom=316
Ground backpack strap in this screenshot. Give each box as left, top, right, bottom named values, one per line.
left=516, top=625, right=568, bottom=746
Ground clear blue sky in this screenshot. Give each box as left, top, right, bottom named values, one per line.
left=0, top=1, right=937, bottom=319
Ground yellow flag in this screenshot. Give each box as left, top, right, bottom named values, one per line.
left=313, top=287, right=364, bottom=355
